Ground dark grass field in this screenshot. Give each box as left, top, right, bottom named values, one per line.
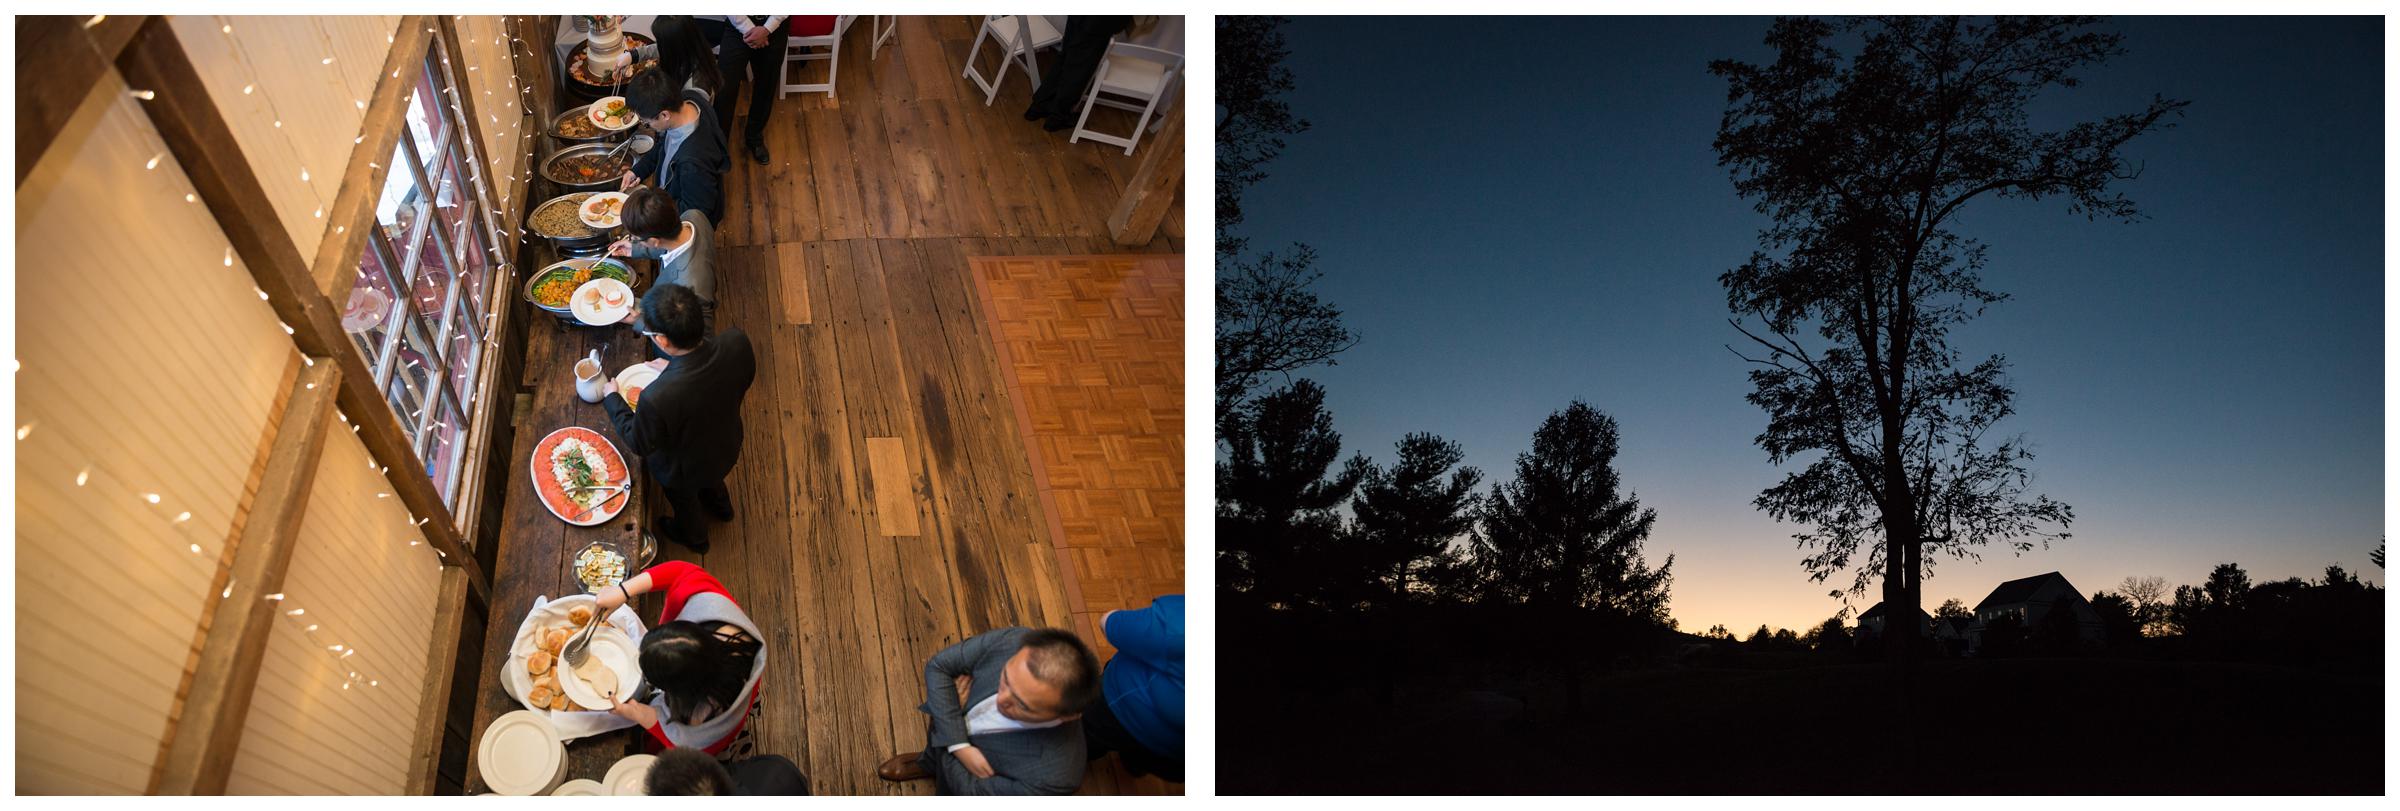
left=1220, top=657, right=2384, bottom=794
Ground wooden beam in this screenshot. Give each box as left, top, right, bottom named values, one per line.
left=1106, top=103, right=1184, bottom=246
left=151, top=360, right=341, bottom=794
left=113, top=16, right=490, bottom=603
left=406, top=566, right=472, bottom=795
left=311, top=16, right=434, bottom=299
left=16, top=16, right=109, bottom=185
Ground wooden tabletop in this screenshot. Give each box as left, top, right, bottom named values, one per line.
left=462, top=247, right=663, bottom=794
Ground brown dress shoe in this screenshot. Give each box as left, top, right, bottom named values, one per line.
left=878, top=751, right=929, bottom=782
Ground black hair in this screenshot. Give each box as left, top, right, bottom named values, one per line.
left=1020, top=628, right=1102, bottom=714
left=639, top=283, right=707, bottom=349
left=626, top=70, right=680, bottom=121
left=640, top=620, right=762, bottom=725
left=623, top=187, right=681, bottom=242
left=645, top=747, right=736, bottom=796
left=649, top=16, right=723, bottom=101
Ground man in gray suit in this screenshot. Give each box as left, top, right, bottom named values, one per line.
left=877, top=627, right=1101, bottom=795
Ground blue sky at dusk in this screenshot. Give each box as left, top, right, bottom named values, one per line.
left=1231, top=16, right=2384, bottom=633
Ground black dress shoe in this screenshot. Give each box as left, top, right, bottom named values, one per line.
left=1023, top=106, right=1045, bottom=121
left=653, top=518, right=708, bottom=554
left=1043, top=117, right=1074, bottom=133
left=701, top=489, right=736, bottom=522
left=747, top=139, right=769, bottom=165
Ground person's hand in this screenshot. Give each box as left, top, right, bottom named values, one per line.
left=646, top=358, right=669, bottom=370
left=619, top=307, right=639, bottom=325
left=607, top=690, right=659, bottom=729
left=952, top=745, right=995, bottom=780
left=619, top=171, right=639, bottom=190
left=608, top=239, right=633, bottom=257
left=743, top=26, right=771, bottom=48
left=602, top=380, right=619, bottom=398
left=954, top=674, right=972, bottom=705
left=595, top=583, right=628, bottom=614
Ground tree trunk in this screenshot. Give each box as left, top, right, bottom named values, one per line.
left=1882, top=511, right=1923, bottom=665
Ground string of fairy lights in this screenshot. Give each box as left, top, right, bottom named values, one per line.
left=22, top=18, right=546, bottom=697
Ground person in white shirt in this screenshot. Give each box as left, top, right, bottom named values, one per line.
left=878, top=627, right=1101, bottom=795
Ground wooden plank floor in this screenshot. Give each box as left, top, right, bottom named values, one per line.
left=967, top=255, right=1186, bottom=796
left=620, top=16, right=1183, bottom=796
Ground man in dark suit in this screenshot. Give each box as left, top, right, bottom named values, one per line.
left=877, top=627, right=1100, bottom=795
left=621, top=71, right=729, bottom=226
left=602, top=283, right=754, bottom=553
left=698, top=15, right=787, bottom=165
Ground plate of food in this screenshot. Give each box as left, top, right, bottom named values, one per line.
left=589, top=95, right=637, bottom=131
left=530, top=427, right=629, bottom=526
left=507, top=595, right=646, bottom=719
left=613, top=363, right=662, bottom=410
left=570, top=277, right=636, bottom=327
left=579, top=192, right=628, bottom=229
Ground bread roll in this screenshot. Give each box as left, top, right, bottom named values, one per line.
left=542, top=628, right=571, bottom=653
left=526, top=651, right=554, bottom=676
left=548, top=690, right=571, bottom=711
left=568, top=606, right=595, bottom=626
left=528, top=685, right=555, bottom=708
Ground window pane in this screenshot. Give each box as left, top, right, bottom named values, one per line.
left=427, top=393, right=466, bottom=505
left=384, top=365, right=424, bottom=448
left=409, top=224, right=456, bottom=323
left=392, top=317, right=441, bottom=443
left=447, top=295, right=483, bottom=410
left=375, top=139, right=430, bottom=273
left=341, top=235, right=404, bottom=366
left=404, top=54, right=447, bottom=164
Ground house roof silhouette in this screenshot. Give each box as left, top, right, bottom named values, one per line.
left=1974, top=571, right=2077, bottom=613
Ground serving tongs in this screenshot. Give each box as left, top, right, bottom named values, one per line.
left=565, top=482, right=632, bottom=522
left=562, top=601, right=607, bottom=668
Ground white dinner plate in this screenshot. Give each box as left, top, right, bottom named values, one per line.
left=554, top=627, right=643, bottom=711
left=605, top=753, right=659, bottom=795
left=570, top=278, right=635, bottom=326
left=589, top=95, right=637, bottom=131
left=614, top=363, right=661, bottom=410
left=579, top=191, right=629, bottom=229
left=476, top=710, right=564, bottom=796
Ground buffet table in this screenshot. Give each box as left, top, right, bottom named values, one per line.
left=461, top=241, right=665, bottom=794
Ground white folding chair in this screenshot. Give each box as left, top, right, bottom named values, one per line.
left=778, top=15, right=857, bottom=98
left=1068, top=40, right=1182, bottom=155
left=870, top=15, right=898, bottom=59
left=961, top=14, right=1062, bottom=106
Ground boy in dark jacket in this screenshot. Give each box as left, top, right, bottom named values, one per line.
left=621, top=71, right=728, bottom=226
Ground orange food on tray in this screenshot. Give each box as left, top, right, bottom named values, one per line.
left=624, top=385, right=644, bottom=408
left=530, top=426, right=629, bottom=525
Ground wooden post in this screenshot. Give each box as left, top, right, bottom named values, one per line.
left=406, top=566, right=473, bottom=795
left=309, top=17, right=435, bottom=298
left=150, top=361, right=341, bottom=794
left=1106, top=103, right=1183, bottom=246
left=114, top=16, right=490, bottom=604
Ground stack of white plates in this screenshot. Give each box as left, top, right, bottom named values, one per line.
left=604, top=754, right=659, bottom=796
left=476, top=710, right=567, bottom=795
left=552, top=779, right=608, bottom=796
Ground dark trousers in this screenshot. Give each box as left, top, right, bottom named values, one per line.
left=660, top=477, right=729, bottom=550
left=712, top=21, right=787, bottom=142
left=1025, top=16, right=1132, bottom=126
left=1081, top=694, right=1181, bottom=782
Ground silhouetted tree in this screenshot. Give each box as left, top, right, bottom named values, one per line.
left=1933, top=598, right=1973, bottom=626
left=2118, top=575, right=2173, bottom=637
left=1347, top=433, right=1484, bottom=606
left=1215, top=18, right=1356, bottom=422
left=2170, top=562, right=2251, bottom=643
left=1748, top=625, right=1775, bottom=647
left=1216, top=16, right=1309, bottom=255
left=1704, top=624, right=1736, bottom=642
left=1712, top=16, right=2184, bottom=663
left=1471, top=402, right=1674, bottom=622
left=1807, top=615, right=1853, bottom=652
left=2373, top=541, right=2385, bottom=570
left=1218, top=380, right=1366, bottom=607
left=1772, top=628, right=1801, bottom=649
left=2089, top=591, right=2139, bottom=647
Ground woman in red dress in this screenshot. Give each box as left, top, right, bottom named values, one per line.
left=595, top=560, right=764, bottom=753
